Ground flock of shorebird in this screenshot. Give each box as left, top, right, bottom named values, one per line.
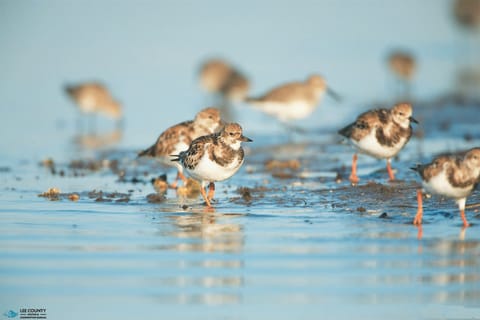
left=64, top=56, right=479, bottom=228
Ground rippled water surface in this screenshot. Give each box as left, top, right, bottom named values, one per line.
left=1, top=1, right=480, bottom=319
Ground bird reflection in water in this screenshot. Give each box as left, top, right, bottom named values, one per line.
left=152, top=211, right=244, bottom=305
left=72, top=128, right=123, bottom=150
left=417, top=231, right=480, bottom=305
left=347, top=224, right=480, bottom=306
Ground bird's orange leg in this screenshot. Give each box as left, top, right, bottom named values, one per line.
left=413, top=189, right=423, bottom=225
left=386, top=159, right=395, bottom=181
left=460, top=209, right=470, bottom=228
left=207, top=182, right=215, bottom=201
left=349, top=153, right=359, bottom=184
left=200, top=186, right=212, bottom=207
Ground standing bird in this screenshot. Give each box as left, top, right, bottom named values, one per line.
left=387, top=50, right=416, bottom=100
left=138, top=107, right=223, bottom=189
left=172, top=123, right=252, bottom=207
left=338, top=103, right=417, bottom=184
left=199, top=58, right=250, bottom=102
left=411, top=148, right=480, bottom=227
left=64, top=82, right=122, bottom=126
left=387, top=51, right=416, bottom=82
left=245, top=74, right=340, bottom=126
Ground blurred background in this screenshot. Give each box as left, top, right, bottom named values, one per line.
left=0, top=0, right=479, bottom=157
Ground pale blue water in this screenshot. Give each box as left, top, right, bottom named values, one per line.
left=1, top=1, right=480, bottom=319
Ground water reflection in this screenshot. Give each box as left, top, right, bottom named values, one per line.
left=165, top=212, right=244, bottom=253
left=419, top=234, right=480, bottom=306
left=72, top=129, right=123, bottom=150
left=344, top=223, right=480, bottom=306
left=151, top=211, right=244, bottom=304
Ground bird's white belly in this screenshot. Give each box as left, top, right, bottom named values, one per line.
left=160, top=142, right=190, bottom=171
left=351, top=131, right=406, bottom=159
left=253, top=101, right=315, bottom=122
left=423, top=170, right=473, bottom=199
left=186, top=155, right=243, bottom=182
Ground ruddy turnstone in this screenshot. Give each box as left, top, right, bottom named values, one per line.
left=412, top=148, right=480, bottom=227
left=199, top=58, right=249, bottom=102
left=65, top=82, right=122, bottom=120
left=338, top=102, right=417, bottom=184
left=245, top=74, right=340, bottom=124
left=172, top=123, right=252, bottom=207
left=138, top=107, right=223, bottom=188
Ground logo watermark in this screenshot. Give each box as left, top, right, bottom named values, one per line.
left=2, top=311, right=17, bottom=319
left=3, top=309, right=46, bottom=319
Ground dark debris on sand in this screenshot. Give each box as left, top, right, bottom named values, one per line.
left=264, top=159, right=302, bottom=180
left=316, top=181, right=419, bottom=214
left=38, top=188, right=130, bottom=203
left=147, top=193, right=166, bottom=203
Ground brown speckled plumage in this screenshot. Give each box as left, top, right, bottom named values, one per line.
left=172, top=123, right=252, bottom=207
left=139, top=120, right=196, bottom=158
left=412, top=147, right=480, bottom=226
left=339, top=103, right=414, bottom=148
left=338, top=103, right=416, bottom=183
left=138, top=107, right=222, bottom=159
left=413, top=148, right=480, bottom=189
left=178, top=123, right=247, bottom=170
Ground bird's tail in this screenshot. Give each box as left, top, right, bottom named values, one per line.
left=245, top=96, right=262, bottom=104
left=64, top=83, right=77, bottom=94
left=138, top=144, right=156, bottom=158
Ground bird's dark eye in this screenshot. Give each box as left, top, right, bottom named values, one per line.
left=356, top=123, right=367, bottom=129
left=229, top=132, right=234, bottom=136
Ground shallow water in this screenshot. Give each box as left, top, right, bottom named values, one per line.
left=1, top=101, right=480, bottom=319
left=2, top=1, right=480, bottom=319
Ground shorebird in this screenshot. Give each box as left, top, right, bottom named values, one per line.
left=199, top=58, right=250, bottom=102
left=138, top=107, right=223, bottom=189
left=412, top=148, right=480, bottom=227
left=338, top=103, right=417, bottom=184
left=172, top=123, right=252, bottom=207
left=64, top=82, right=122, bottom=121
left=245, top=74, right=340, bottom=126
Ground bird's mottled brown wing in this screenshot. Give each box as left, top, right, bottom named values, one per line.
left=139, top=121, right=194, bottom=157
left=208, top=141, right=244, bottom=167
left=339, top=109, right=383, bottom=141
left=181, top=134, right=217, bottom=170
left=248, top=82, right=308, bottom=103
left=449, top=157, right=478, bottom=188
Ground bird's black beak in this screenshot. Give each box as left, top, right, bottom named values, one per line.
left=240, top=135, right=253, bottom=142
left=326, top=87, right=342, bottom=102
left=409, top=116, right=419, bottom=124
